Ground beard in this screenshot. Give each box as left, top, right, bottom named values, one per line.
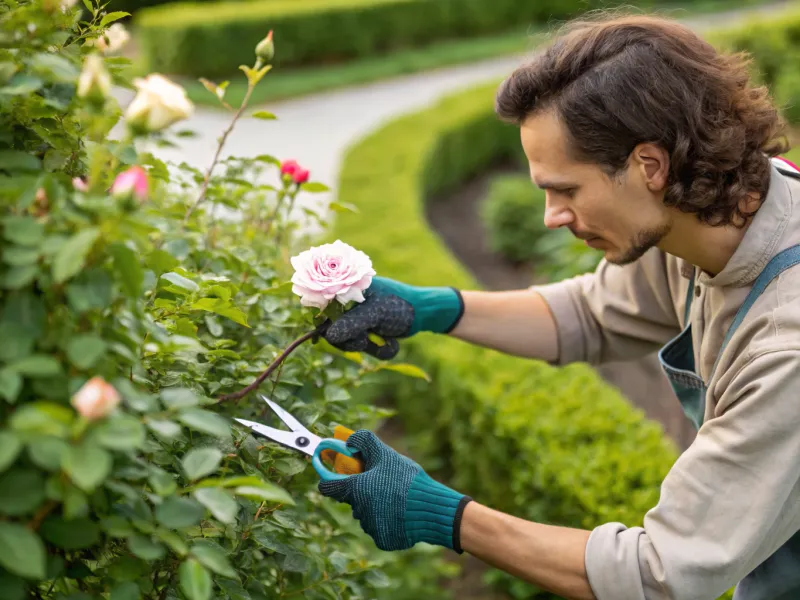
left=605, top=222, right=672, bottom=266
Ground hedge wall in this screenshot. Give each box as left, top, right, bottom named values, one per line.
left=325, top=80, right=681, bottom=598
left=134, top=0, right=636, bottom=79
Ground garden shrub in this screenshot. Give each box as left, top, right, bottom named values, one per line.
left=329, top=80, right=681, bottom=598
left=0, top=1, right=458, bottom=598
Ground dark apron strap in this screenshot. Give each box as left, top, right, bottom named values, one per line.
left=709, top=244, right=800, bottom=380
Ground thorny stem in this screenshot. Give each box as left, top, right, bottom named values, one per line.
left=183, top=77, right=258, bottom=225
left=216, top=324, right=325, bottom=402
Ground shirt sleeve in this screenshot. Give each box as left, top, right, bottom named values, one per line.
left=583, top=348, right=800, bottom=600
left=529, top=247, right=684, bottom=365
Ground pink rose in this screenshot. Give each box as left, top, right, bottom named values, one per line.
left=72, top=177, right=88, bottom=192
left=280, top=160, right=299, bottom=176
left=292, top=168, right=310, bottom=184
left=111, top=166, right=148, bottom=202
left=290, top=240, right=375, bottom=310
left=71, top=376, right=121, bottom=421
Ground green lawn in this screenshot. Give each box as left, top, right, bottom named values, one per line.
left=159, top=0, right=776, bottom=108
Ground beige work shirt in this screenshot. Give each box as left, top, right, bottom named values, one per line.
left=530, top=159, right=800, bottom=600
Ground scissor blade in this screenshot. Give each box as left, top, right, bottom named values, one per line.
left=234, top=418, right=321, bottom=457
left=258, top=395, right=305, bottom=433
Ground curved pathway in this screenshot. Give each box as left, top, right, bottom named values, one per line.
left=113, top=1, right=793, bottom=235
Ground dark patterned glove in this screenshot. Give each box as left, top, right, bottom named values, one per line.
left=322, top=276, right=464, bottom=359
left=318, top=429, right=472, bottom=553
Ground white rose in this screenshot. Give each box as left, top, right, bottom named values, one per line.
left=125, top=74, right=194, bottom=133
left=87, top=23, right=130, bottom=54
left=77, top=54, right=111, bottom=103
left=290, top=240, right=376, bottom=310
left=71, top=376, right=121, bottom=421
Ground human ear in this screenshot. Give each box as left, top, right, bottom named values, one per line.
left=631, top=143, right=669, bottom=192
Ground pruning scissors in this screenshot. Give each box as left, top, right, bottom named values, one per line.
left=234, top=395, right=364, bottom=482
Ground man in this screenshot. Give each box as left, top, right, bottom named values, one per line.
left=317, top=11, right=800, bottom=600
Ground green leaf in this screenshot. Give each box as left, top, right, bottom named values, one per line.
left=101, top=516, right=134, bottom=538
left=190, top=542, right=237, bottom=578
left=66, top=334, right=107, bottom=369
left=0, top=431, right=21, bottom=471
left=0, top=151, right=41, bottom=172
left=27, top=437, right=68, bottom=471
left=29, top=53, right=78, bottom=82
left=193, top=476, right=262, bottom=488
left=155, top=497, right=205, bottom=528
left=178, top=409, right=230, bottom=439
left=251, top=111, right=276, bottom=120
left=274, top=457, right=306, bottom=477
left=92, top=414, right=145, bottom=450
left=160, top=387, right=199, bottom=409
left=0, top=524, right=46, bottom=580
left=376, top=362, right=432, bottom=382
left=10, top=401, right=73, bottom=437
left=191, top=298, right=249, bottom=327
left=146, top=419, right=182, bottom=441
left=110, top=582, right=141, bottom=600
left=100, top=10, right=130, bottom=26
left=62, top=444, right=112, bottom=492
left=0, top=570, right=26, bottom=600
left=39, top=517, right=100, bottom=550
left=2, top=264, right=38, bottom=289
left=329, top=201, right=359, bottom=214
left=155, top=529, right=188, bottom=556
left=0, top=73, right=43, bottom=95
left=300, top=182, right=330, bottom=193
left=282, top=553, right=309, bottom=573
left=7, top=355, right=61, bottom=377
left=0, top=369, right=22, bottom=403
left=193, top=488, right=238, bottom=523
left=161, top=271, right=199, bottom=292
left=179, top=558, right=212, bottom=600
left=182, top=447, right=223, bottom=480
left=127, top=534, right=165, bottom=561
left=148, top=467, right=177, bottom=496
left=234, top=483, right=294, bottom=505
left=146, top=249, right=179, bottom=276
left=53, top=228, right=100, bottom=284
left=262, top=280, right=292, bottom=295
left=3, top=246, right=39, bottom=266
left=3, top=217, right=43, bottom=246
left=111, top=243, right=143, bottom=298
left=0, top=469, right=44, bottom=516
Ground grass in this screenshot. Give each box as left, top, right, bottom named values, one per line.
left=158, top=0, right=779, bottom=108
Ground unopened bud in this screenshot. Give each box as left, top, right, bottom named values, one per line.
left=255, top=30, right=274, bottom=63
left=77, top=54, right=111, bottom=105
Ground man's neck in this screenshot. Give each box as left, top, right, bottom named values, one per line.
left=659, top=210, right=753, bottom=278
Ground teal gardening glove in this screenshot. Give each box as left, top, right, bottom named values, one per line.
left=320, top=276, right=465, bottom=360
left=318, top=429, right=473, bottom=553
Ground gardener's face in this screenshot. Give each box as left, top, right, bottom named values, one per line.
left=520, top=110, right=671, bottom=266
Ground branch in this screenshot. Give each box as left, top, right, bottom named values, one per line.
left=216, top=326, right=323, bottom=403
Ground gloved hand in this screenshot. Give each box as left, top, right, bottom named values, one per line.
left=321, top=276, right=464, bottom=360
left=318, top=429, right=473, bottom=553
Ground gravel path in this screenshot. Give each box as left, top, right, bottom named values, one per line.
left=112, top=0, right=795, bottom=235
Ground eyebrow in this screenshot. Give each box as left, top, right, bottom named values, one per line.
left=532, top=179, right=578, bottom=190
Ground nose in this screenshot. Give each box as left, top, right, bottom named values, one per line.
left=543, top=196, right=574, bottom=230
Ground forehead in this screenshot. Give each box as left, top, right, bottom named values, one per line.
left=519, top=111, right=596, bottom=186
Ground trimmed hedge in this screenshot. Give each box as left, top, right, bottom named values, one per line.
left=326, top=80, right=680, bottom=598
left=134, top=0, right=636, bottom=79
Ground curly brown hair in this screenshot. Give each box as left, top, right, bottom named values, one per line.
left=495, top=11, right=790, bottom=227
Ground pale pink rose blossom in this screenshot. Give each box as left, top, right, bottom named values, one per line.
left=290, top=240, right=375, bottom=310
left=111, top=166, right=148, bottom=202
left=71, top=376, right=121, bottom=420
left=72, top=177, right=88, bottom=192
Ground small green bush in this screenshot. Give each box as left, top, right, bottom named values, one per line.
left=329, top=80, right=680, bottom=599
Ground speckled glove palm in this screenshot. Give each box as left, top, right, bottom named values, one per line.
left=321, top=276, right=465, bottom=360
left=318, top=429, right=473, bottom=553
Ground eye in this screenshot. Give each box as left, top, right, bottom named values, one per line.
left=557, top=188, right=576, bottom=199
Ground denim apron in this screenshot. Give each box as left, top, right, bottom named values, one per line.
left=657, top=208, right=800, bottom=597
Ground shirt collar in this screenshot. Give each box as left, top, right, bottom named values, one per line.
left=691, top=162, right=794, bottom=287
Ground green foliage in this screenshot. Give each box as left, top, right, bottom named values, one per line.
left=481, top=173, right=603, bottom=279
left=329, top=80, right=682, bottom=598
left=0, top=1, right=456, bottom=597
left=134, top=0, right=642, bottom=79
left=707, top=7, right=800, bottom=124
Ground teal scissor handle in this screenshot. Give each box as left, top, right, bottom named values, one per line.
left=312, top=439, right=358, bottom=482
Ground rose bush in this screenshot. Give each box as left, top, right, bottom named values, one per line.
left=0, top=1, right=457, bottom=598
